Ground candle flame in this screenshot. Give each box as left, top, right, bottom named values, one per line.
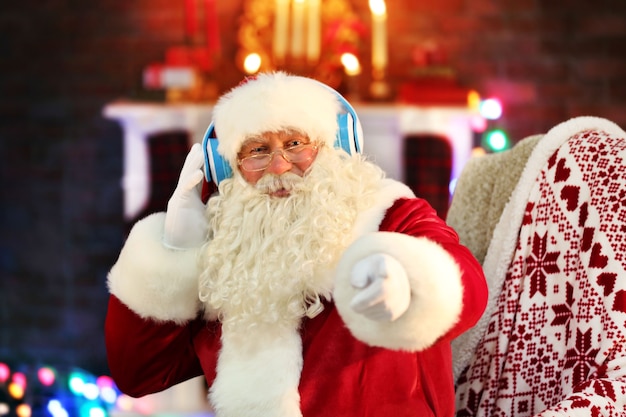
left=369, top=0, right=386, bottom=16
left=341, top=53, right=361, bottom=76
left=243, top=53, right=262, bottom=74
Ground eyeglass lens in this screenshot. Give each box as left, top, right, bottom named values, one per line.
left=240, top=144, right=316, bottom=171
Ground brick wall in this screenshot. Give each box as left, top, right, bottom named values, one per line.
left=1, top=0, right=625, bottom=376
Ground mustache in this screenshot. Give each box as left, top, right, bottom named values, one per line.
left=255, top=172, right=304, bottom=194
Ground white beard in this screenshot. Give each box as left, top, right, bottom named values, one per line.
left=197, top=148, right=385, bottom=416
left=199, top=148, right=384, bottom=330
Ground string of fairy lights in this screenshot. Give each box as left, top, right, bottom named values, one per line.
left=0, top=362, right=146, bottom=417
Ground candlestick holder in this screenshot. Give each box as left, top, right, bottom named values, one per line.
left=236, top=0, right=362, bottom=79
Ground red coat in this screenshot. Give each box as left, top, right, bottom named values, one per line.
left=106, top=196, right=487, bottom=417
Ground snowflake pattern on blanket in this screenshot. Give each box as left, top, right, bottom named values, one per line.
left=455, top=128, right=626, bottom=417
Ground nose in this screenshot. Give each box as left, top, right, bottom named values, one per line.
left=265, top=150, right=292, bottom=175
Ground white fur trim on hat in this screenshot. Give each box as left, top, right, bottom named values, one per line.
left=212, top=72, right=342, bottom=165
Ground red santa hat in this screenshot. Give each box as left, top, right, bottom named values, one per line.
left=212, top=72, right=343, bottom=165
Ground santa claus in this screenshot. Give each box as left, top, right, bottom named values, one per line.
left=105, top=72, right=488, bottom=417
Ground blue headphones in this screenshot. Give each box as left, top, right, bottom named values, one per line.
left=202, top=80, right=363, bottom=185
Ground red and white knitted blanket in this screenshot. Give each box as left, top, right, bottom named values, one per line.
left=454, top=117, right=626, bottom=416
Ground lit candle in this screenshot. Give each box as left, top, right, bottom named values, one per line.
left=273, top=0, right=289, bottom=62
left=291, top=0, right=306, bottom=59
left=306, top=0, right=321, bottom=64
left=369, top=0, right=387, bottom=73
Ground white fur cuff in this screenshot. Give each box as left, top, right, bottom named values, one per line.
left=107, top=212, right=202, bottom=324
left=334, top=232, right=463, bottom=351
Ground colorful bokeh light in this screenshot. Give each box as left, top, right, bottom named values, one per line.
left=38, top=367, right=56, bottom=386
left=479, top=98, right=503, bottom=120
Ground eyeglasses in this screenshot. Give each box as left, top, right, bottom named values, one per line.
left=238, top=143, right=318, bottom=172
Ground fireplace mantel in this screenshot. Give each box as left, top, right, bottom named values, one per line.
left=104, top=101, right=479, bottom=220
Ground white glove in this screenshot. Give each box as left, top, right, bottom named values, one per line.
left=349, top=253, right=411, bottom=321
left=163, top=143, right=208, bottom=249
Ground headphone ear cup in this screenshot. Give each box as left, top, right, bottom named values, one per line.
left=202, top=123, right=233, bottom=185
left=334, top=103, right=362, bottom=155
left=335, top=113, right=355, bottom=155
left=297, top=76, right=363, bottom=155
